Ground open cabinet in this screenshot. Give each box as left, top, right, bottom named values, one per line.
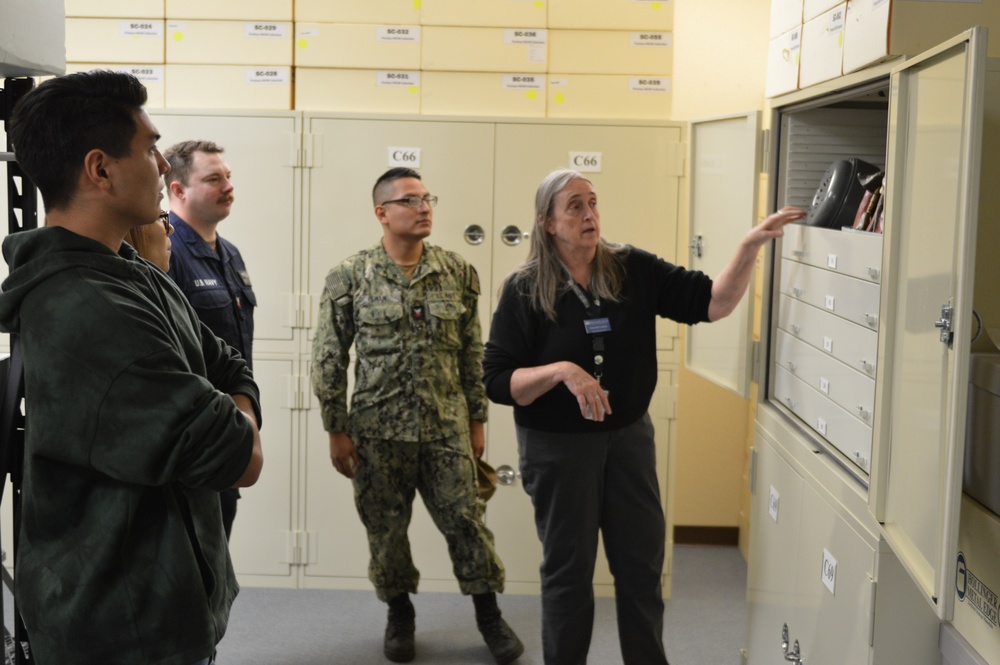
left=686, top=27, right=1000, bottom=664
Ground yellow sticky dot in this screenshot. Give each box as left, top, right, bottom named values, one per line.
left=526, top=90, right=537, bottom=100
left=534, top=1, right=544, bottom=7
left=298, top=38, right=309, bottom=49
left=173, top=32, right=184, bottom=42
left=652, top=2, right=662, bottom=8
left=408, top=86, right=419, bottom=94
left=554, top=93, right=565, bottom=104
left=413, top=0, right=422, bottom=8
left=838, top=32, right=843, bottom=48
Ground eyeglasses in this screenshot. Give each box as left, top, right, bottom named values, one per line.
left=158, top=211, right=174, bottom=236
left=380, top=194, right=438, bottom=209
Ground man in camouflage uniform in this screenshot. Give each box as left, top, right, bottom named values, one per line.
left=311, top=167, right=523, bottom=665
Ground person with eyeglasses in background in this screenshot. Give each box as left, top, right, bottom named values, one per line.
left=163, top=140, right=255, bottom=541
left=125, top=211, right=174, bottom=272
left=311, top=167, right=523, bottom=665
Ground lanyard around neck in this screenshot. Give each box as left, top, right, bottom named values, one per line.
left=567, top=278, right=608, bottom=383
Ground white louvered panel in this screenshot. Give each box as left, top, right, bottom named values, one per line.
left=781, top=107, right=888, bottom=208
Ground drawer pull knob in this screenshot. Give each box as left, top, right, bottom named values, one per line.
left=864, top=313, right=878, bottom=327
left=790, top=324, right=801, bottom=334
left=861, top=360, right=875, bottom=374
left=792, top=249, right=805, bottom=257
left=856, top=406, right=871, bottom=421
left=792, top=287, right=804, bottom=297
left=787, top=361, right=798, bottom=372
left=784, top=397, right=795, bottom=409
left=867, top=267, right=881, bottom=280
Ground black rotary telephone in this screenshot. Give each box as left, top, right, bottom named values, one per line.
left=803, top=158, right=882, bottom=229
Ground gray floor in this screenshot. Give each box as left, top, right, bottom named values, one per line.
left=215, top=544, right=748, bottom=665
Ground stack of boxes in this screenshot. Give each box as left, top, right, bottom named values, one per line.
left=765, top=0, right=1000, bottom=98
left=64, top=0, right=167, bottom=106
left=63, top=0, right=675, bottom=118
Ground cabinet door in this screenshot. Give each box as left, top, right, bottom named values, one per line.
left=870, top=28, right=986, bottom=620
left=685, top=112, right=761, bottom=397
left=301, top=116, right=495, bottom=588
left=302, top=115, right=496, bottom=340
left=746, top=432, right=805, bottom=664
left=228, top=356, right=296, bottom=584
left=489, top=122, right=684, bottom=588
left=148, top=110, right=301, bottom=351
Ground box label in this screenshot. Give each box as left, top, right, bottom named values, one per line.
left=828, top=8, right=845, bottom=33
left=629, top=77, right=671, bottom=93
left=123, top=65, right=164, bottom=83
left=505, top=29, right=548, bottom=46
left=822, top=549, right=837, bottom=594
left=245, top=22, right=289, bottom=39
left=377, top=71, right=420, bottom=87
left=245, top=67, right=290, bottom=84
left=631, top=32, right=673, bottom=48
left=502, top=74, right=544, bottom=90
left=377, top=26, right=421, bottom=43
left=121, top=20, right=163, bottom=38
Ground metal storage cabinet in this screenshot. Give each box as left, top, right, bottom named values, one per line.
left=687, top=28, right=1000, bottom=664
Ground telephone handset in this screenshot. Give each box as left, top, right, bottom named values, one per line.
left=803, top=158, right=882, bottom=229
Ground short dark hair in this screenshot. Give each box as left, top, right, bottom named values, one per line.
left=372, top=167, right=421, bottom=206
left=8, top=70, right=148, bottom=211
left=163, top=140, right=225, bottom=194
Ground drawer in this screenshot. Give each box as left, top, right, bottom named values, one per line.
left=775, top=329, right=875, bottom=422
left=294, top=23, right=421, bottom=70
left=66, top=0, right=163, bottom=18
left=294, top=68, right=421, bottom=113
left=422, top=27, right=547, bottom=73
left=773, top=365, right=872, bottom=472
left=547, top=74, right=671, bottom=120
left=166, top=0, right=291, bottom=20
left=294, top=0, right=420, bottom=24
left=549, top=30, right=673, bottom=76
left=776, top=294, right=878, bottom=378
left=165, top=20, right=292, bottom=65
left=164, top=64, right=291, bottom=109
left=781, top=223, right=883, bottom=284
left=421, top=71, right=546, bottom=117
left=780, top=259, right=881, bottom=331
left=548, top=0, right=673, bottom=31
left=420, top=0, right=547, bottom=28
left=66, top=18, right=165, bottom=64
left=66, top=63, right=165, bottom=107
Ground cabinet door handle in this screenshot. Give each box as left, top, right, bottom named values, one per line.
left=856, top=406, right=871, bottom=421
left=790, top=324, right=801, bottom=334
left=860, top=360, right=875, bottom=374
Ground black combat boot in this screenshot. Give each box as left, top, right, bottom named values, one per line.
left=473, top=592, right=524, bottom=665
left=384, top=593, right=415, bottom=663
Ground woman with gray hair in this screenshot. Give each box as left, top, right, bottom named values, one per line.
left=483, top=168, right=803, bottom=664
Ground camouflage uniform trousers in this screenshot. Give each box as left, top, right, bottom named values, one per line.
left=351, top=430, right=505, bottom=601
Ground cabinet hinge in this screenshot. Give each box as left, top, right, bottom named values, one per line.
left=281, top=530, right=317, bottom=566
left=748, top=446, right=758, bottom=496
left=288, top=293, right=313, bottom=329
left=301, top=131, right=320, bottom=169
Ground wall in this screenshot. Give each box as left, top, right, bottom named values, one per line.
left=670, top=0, right=771, bottom=535
left=671, top=0, right=771, bottom=121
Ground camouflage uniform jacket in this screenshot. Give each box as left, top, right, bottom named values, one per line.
left=312, top=240, right=488, bottom=441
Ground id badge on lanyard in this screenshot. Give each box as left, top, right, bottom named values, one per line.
left=568, top=279, right=610, bottom=383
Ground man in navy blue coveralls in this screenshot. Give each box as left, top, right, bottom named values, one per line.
left=164, top=140, right=256, bottom=540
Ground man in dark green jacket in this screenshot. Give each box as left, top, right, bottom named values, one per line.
left=0, top=70, right=263, bottom=665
